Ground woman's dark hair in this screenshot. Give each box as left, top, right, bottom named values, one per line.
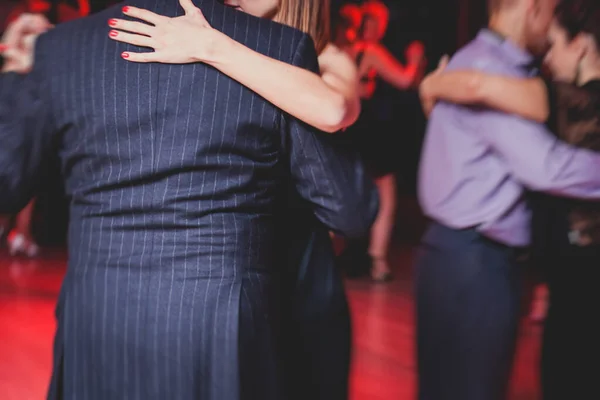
left=555, top=0, right=600, bottom=45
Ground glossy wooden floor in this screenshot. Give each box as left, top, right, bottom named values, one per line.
left=0, top=245, right=542, bottom=400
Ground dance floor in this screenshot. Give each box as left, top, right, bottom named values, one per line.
left=0, top=245, right=542, bottom=400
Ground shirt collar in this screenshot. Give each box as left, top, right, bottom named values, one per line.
left=477, top=29, right=535, bottom=71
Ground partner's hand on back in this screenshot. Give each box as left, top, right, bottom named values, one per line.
left=109, top=0, right=222, bottom=64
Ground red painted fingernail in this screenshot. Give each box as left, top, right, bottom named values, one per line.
left=121, top=52, right=129, bottom=59
left=122, top=6, right=129, bottom=12
left=0, top=44, right=7, bottom=52
left=109, top=30, right=118, bottom=37
left=109, top=19, right=118, bottom=26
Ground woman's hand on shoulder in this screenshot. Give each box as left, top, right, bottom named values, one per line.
left=0, top=13, right=52, bottom=74
left=108, top=0, right=226, bottom=64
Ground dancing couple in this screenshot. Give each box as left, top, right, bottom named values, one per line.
left=0, top=0, right=378, bottom=399
left=417, top=0, right=600, bottom=398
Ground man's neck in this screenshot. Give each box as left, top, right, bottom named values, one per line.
left=488, top=13, right=527, bottom=49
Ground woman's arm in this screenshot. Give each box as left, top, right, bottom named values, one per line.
left=109, top=1, right=359, bottom=133
left=313, top=45, right=361, bottom=130
left=362, top=43, right=423, bottom=90
left=210, top=41, right=359, bottom=133
left=420, top=69, right=549, bottom=122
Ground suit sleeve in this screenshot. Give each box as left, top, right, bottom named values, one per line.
left=0, top=39, right=56, bottom=214
left=284, top=33, right=378, bottom=238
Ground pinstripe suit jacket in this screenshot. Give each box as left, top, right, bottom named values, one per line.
left=0, top=1, right=378, bottom=399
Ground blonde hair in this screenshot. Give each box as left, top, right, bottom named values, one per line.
left=274, top=0, right=331, bottom=55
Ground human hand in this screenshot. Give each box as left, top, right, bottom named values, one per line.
left=1, top=13, right=53, bottom=73
left=109, top=0, right=223, bottom=64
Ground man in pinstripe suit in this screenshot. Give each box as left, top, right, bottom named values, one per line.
left=0, top=0, right=378, bottom=399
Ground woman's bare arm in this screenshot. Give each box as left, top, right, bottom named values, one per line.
left=109, top=2, right=360, bottom=133
left=363, top=43, right=422, bottom=90
left=420, top=70, right=549, bottom=122
left=317, top=45, right=361, bottom=130
left=207, top=38, right=359, bottom=133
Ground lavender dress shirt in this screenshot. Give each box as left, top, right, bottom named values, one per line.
left=419, top=30, right=600, bottom=247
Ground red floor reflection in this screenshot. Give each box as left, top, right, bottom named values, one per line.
left=0, top=246, right=541, bottom=399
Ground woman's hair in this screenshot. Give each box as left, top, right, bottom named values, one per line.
left=333, top=3, right=362, bottom=46
left=361, top=0, right=389, bottom=39
left=274, top=0, right=330, bottom=55
left=339, top=3, right=362, bottom=30
left=555, top=0, right=600, bottom=47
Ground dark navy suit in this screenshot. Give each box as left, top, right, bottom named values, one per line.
left=0, top=0, right=378, bottom=399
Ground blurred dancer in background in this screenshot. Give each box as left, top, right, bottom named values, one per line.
left=342, top=0, right=426, bottom=281
left=52, top=0, right=90, bottom=22
left=415, top=0, right=600, bottom=397
left=333, top=3, right=362, bottom=54
left=420, top=1, right=600, bottom=397
left=0, top=9, right=53, bottom=256
left=0, top=0, right=88, bottom=256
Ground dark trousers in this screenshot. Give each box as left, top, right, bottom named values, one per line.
left=281, top=221, right=351, bottom=400
left=414, top=222, right=522, bottom=400
left=541, top=243, right=600, bottom=400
